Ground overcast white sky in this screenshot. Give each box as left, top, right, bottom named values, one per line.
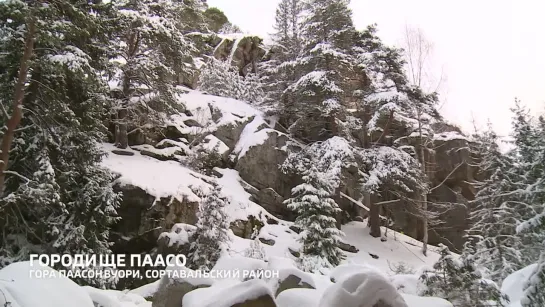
left=208, top=0, right=545, bottom=138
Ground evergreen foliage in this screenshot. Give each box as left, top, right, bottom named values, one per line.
left=198, top=58, right=264, bottom=104
left=189, top=184, right=231, bottom=271
left=282, top=137, right=354, bottom=270
left=0, top=0, right=121, bottom=288
left=421, top=245, right=508, bottom=307
left=109, top=0, right=196, bottom=148
left=464, top=123, right=524, bottom=283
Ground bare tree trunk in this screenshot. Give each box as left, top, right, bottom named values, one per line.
left=115, top=108, right=129, bottom=149
left=367, top=192, right=381, bottom=238
left=418, top=121, right=429, bottom=256
left=115, top=30, right=139, bottom=149
left=0, top=18, right=36, bottom=196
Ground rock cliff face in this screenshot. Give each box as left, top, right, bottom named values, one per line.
left=179, top=33, right=266, bottom=88
left=213, top=35, right=266, bottom=76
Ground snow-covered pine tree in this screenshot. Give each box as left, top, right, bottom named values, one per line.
left=245, top=227, right=266, bottom=260
left=421, top=245, right=508, bottom=307
left=508, top=102, right=545, bottom=264
left=189, top=184, right=231, bottom=271
left=510, top=104, right=545, bottom=307
left=109, top=0, right=195, bottom=149
left=284, top=163, right=345, bottom=270
left=260, top=0, right=302, bottom=114
left=283, top=0, right=357, bottom=141
left=283, top=137, right=354, bottom=271
left=464, top=123, right=523, bottom=283
left=356, top=146, right=428, bottom=238
left=176, top=0, right=209, bottom=33
left=0, top=0, right=121, bottom=288
left=197, top=57, right=264, bottom=104
left=350, top=26, right=434, bottom=243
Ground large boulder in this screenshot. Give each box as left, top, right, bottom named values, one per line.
left=275, top=272, right=315, bottom=297
left=213, top=116, right=254, bottom=150
left=0, top=262, right=95, bottom=307
left=235, top=130, right=298, bottom=219
left=253, top=188, right=285, bottom=219
left=157, top=223, right=197, bottom=256
left=111, top=184, right=199, bottom=255
left=230, top=216, right=265, bottom=239
left=213, top=35, right=266, bottom=76
left=319, top=271, right=408, bottom=307
left=276, top=289, right=320, bottom=307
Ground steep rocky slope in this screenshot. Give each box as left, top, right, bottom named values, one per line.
left=106, top=89, right=476, bottom=261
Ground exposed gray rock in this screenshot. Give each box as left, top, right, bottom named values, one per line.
left=212, top=36, right=266, bottom=76
left=338, top=242, right=359, bottom=253
left=139, top=150, right=180, bottom=162
left=235, top=131, right=297, bottom=218
left=214, top=116, right=254, bottom=150
left=289, top=225, right=302, bottom=234
left=254, top=188, right=285, bottom=219
left=258, top=238, right=275, bottom=246
left=288, top=248, right=300, bottom=258
left=184, top=119, right=202, bottom=127
left=230, top=216, right=264, bottom=239
left=111, top=149, right=134, bottom=156
left=275, top=274, right=314, bottom=297
left=111, top=184, right=199, bottom=255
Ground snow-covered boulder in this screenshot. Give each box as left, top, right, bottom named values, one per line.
left=213, top=116, right=254, bottom=150
left=276, top=288, right=321, bottom=307
left=157, top=223, right=197, bottom=256
left=84, top=287, right=151, bottom=307
left=0, top=261, right=94, bottom=307
left=152, top=267, right=214, bottom=307
left=329, top=264, right=386, bottom=283
left=234, top=122, right=294, bottom=217
left=130, top=280, right=162, bottom=301
left=273, top=267, right=316, bottom=297
left=183, top=279, right=276, bottom=307
left=401, top=293, right=453, bottom=307
left=319, top=270, right=408, bottom=307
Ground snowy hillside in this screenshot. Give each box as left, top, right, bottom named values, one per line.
left=101, top=89, right=441, bottom=271
left=2, top=0, right=544, bottom=306
left=0, top=90, right=451, bottom=307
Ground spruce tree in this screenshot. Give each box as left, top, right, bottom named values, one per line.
left=520, top=253, right=545, bottom=307
left=197, top=58, right=264, bottom=104
left=421, top=245, right=508, bottom=307
left=0, top=0, right=121, bottom=288
left=283, top=0, right=357, bottom=140
left=283, top=137, right=354, bottom=270
left=260, top=0, right=302, bottom=114
left=509, top=102, right=545, bottom=264
left=109, top=0, right=195, bottom=148
left=464, top=123, right=523, bottom=283
left=189, top=184, right=231, bottom=271
left=495, top=101, right=545, bottom=306
left=284, top=163, right=345, bottom=270
left=245, top=228, right=266, bottom=260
